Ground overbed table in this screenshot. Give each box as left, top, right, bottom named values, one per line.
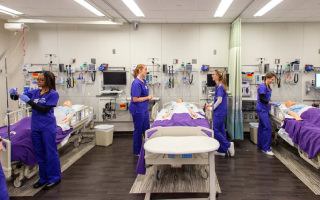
left=144, top=136, right=220, bottom=200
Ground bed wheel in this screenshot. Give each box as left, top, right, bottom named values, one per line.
left=156, top=170, right=161, bottom=181
left=13, top=178, right=22, bottom=188
left=201, top=169, right=209, bottom=179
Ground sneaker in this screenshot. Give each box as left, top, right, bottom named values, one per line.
left=262, top=150, right=274, bottom=156
left=227, top=142, right=235, bottom=157
left=214, top=151, right=226, bottom=156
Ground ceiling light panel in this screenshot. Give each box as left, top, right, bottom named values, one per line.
left=122, top=0, right=145, bottom=17
left=0, top=4, right=23, bottom=15
left=214, top=0, right=234, bottom=17
left=73, top=0, right=105, bottom=16
left=254, top=0, right=283, bottom=17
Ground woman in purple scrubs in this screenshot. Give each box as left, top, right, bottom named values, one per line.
left=10, top=71, right=61, bottom=190
left=256, top=72, right=278, bottom=156
left=129, top=64, right=153, bottom=156
left=206, top=69, right=235, bottom=157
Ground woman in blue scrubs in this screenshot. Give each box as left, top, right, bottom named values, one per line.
left=256, top=72, right=278, bottom=156
left=129, top=64, right=153, bottom=156
left=10, top=71, right=61, bottom=190
left=0, top=137, right=9, bottom=200
left=206, top=69, right=235, bottom=157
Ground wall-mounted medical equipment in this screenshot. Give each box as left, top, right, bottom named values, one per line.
left=242, top=72, right=254, bottom=81
left=88, top=63, right=96, bottom=72
left=264, top=64, right=269, bottom=73
left=146, top=73, right=152, bottom=84
left=103, top=71, right=127, bottom=86
left=242, top=82, right=251, bottom=97
left=256, top=74, right=261, bottom=84
left=305, top=64, right=313, bottom=72
left=201, top=65, right=209, bottom=71
left=185, top=63, right=193, bottom=84
left=292, top=64, right=300, bottom=71
left=316, top=73, right=320, bottom=89
left=66, top=65, right=74, bottom=88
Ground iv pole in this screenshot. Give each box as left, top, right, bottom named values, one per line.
left=0, top=49, right=10, bottom=140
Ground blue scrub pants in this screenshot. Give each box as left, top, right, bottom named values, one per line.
left=31, top=128, right=61, bottom=183
left=132, top=111, right=150, bottom=155
left=0, top=162, right=9, bottom=200
left=213, top=114, right=231, bottom=153
left=257, top=111, right=272, bottom=152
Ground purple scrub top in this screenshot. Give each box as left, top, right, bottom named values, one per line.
left=256, top=83, right=271, bottom=112
left=129, top=78, right=149, bottom=114
left=24, top=89, right=59, bottom=131
left=214, top=83, right=227, bottom=116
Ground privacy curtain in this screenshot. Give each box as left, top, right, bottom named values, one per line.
left=227, top=17, right=243, bottom=140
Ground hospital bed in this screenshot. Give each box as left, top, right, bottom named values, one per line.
left=269, top=104, right=320, bottom=169
left=0, top=105, right=93, bottom=187
left=137, top=101, right=214, bottom=174
left=137, top=102, right=219, bottom=199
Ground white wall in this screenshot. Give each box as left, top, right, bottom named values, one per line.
left=5, top=22, right=320, bottom=124
left=0, top=20, right=25, bottom=125
left=22, top=23, right=230, bottom=121
left=242, top=22, right=320, bottom=104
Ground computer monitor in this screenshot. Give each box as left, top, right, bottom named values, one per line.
left=207, top=73, right=229, bottom=87
left=316, top=73, right=320, bottom=89
left=103, top=71, right=127, bottom=85
left=207, top=74, right=216, bottom=87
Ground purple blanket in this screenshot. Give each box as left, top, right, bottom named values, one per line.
left=282, top=108, right=320, bottom=159
left=0, top=117, right=73, bottom=166
left=136, top=112, right=211, bottom=174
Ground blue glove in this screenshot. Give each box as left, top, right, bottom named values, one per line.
left=271, top=102, right=281, bottom=107
left=9, top=88, right=17, bottom=95
left=19, top=94, right=30, bottom=103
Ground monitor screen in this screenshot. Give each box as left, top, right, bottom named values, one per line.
left=316, top=73, right=320, bottom=88
left=103, top=71, right=127, bottom=85
left=207, top=73, right=229, bottom=87
left=207, top=74, right=216, bottom=87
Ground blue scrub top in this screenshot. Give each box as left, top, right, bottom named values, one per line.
left=129, top=78, right=149, bottom=114
left=24, top=89, right=59, bottom=131
left=256, top=83, right=271, bottom=112
left=214, top=84, right=227, bottom=116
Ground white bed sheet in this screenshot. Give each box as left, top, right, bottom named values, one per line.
left=155, top=102, right=205, bottom=121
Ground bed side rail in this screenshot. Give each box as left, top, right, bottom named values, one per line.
left=67, top=106, right=93, bottom=128
left=3, top=107, right=32, bottom=126
left=151, top=103, right=159, bottom=121
left=0, top=138, right=12, bottom=179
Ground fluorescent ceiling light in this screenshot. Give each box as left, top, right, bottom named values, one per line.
left=0, top=4, right=23, bottom=15
left=0, top=9, right=17, bottom=17
left=122, top=0, right=144, bottom=17
left=14, top=19, right=47, bottom=23
left=214, top=0, right=234, bottom=17
left=254, top=0, right=283, bottom=17
left=73, top=0, right=105, bottom=17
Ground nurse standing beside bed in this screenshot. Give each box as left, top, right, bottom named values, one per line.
left=206, top=69, right=235, bottom=157
left=256, top=72, right=280, bottom=156
left=9, top=71, right=61, bottom=190
left=129, top=64, right=153, bottom=156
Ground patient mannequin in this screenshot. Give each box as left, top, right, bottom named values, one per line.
left=161, top=98, right=198, bottom=119
left=284, top=100, right=306, bottom=121
left=59, top=101, right=75, bottom=124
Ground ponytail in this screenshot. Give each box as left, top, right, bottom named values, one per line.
left=133, top=64, right=145, bottom=78
left=214, top=69, right=228, bottom=92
